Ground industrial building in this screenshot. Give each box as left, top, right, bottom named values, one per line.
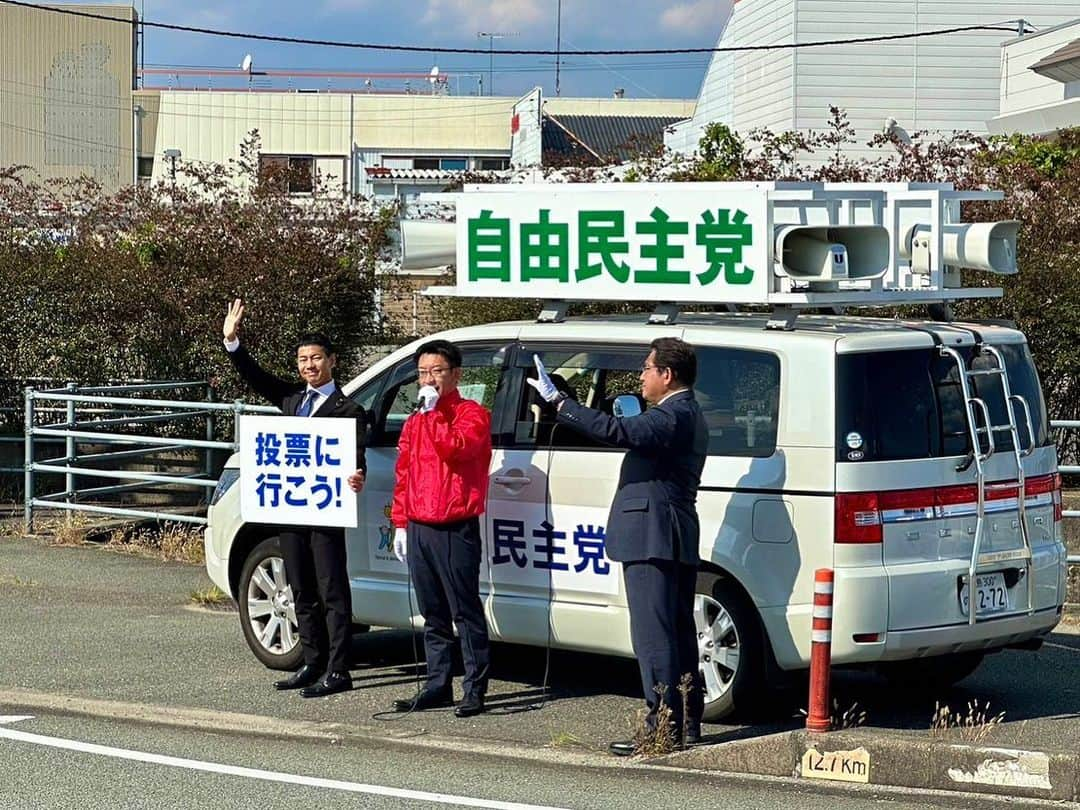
left=0, top=3, right=693, bottom=199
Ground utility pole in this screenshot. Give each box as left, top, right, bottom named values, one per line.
left=555, top=0, right=562, bottom=96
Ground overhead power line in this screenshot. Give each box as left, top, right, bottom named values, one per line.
left=0, top=0, right=1025, bottom=57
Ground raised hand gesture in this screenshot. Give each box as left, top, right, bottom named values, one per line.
left=223, top=298, right=244, bottom=342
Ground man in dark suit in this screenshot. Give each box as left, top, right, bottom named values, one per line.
left=222, top=298, right=366, bottom=698
left=529, top=337, right=708, bottom=755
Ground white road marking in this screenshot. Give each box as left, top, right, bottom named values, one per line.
left=1044, top=641, right=1080, bottom=653
left=0, top=719, right=571, bottom=810
left=0, top=716, right=35, bottom=725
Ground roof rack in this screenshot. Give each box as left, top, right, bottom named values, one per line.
left=402, top=181, right=1018, bottom=328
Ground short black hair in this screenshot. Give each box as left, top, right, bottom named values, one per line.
left=649, top=337, right=697, bottom=388
left=413, top=339, right=462, bottom=368
left=294, top=332, right=335, bottom=356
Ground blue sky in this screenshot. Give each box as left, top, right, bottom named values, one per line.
left=70, top=0, right=732, bottom=99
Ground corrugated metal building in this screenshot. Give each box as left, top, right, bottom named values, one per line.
left=0, top=3, right=136, bottom=190
left=667, top=0, right=1080, bottom=158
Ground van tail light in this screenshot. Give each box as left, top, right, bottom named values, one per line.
left=1026, top=473, right=1062, bottom=522
left=835, top=492, right=882, bottom=544
left=835, top=475, right=1061, bottom=544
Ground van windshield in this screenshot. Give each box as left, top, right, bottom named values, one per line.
left=835, top=344, right=1049, bottom=462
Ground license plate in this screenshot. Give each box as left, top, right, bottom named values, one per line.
left=960, top=572, right=1009, bottom=616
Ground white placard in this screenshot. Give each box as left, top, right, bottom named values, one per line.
left=239, top=415, right=358, bottom=528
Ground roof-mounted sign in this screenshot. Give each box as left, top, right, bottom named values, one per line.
left=399, top=181, right=1018, bottom=308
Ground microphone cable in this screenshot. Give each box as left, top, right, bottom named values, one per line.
left=488, top=396, right=559, bottom=716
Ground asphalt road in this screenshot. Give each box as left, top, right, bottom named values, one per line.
left=1, top=534, right=1078, bottom=756
left=0, top=712, right=1055, bottom=810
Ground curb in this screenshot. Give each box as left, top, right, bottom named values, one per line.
left=1, top=687, right=1074, bottom=805
left=659, top=728, right=1079, bottom=803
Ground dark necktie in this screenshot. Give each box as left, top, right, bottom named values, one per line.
left=296, top=390, right=317, bottom=417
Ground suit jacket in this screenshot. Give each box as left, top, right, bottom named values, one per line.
left=228, top=343, right=367, bottom=473
left=557, top=390, right=707, bottom=565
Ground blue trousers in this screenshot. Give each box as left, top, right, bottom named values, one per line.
left=407, top=517, right=490, bottom=698
left=623, top=559, right=704, bottom=730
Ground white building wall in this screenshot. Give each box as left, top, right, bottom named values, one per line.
left=666, top=0, right=793, bottom=154
left=730, top=0, right=797, bottom=133
left=997, top=19, right=1080, bottom=116
left=669, top=0, right=1080, bottom=159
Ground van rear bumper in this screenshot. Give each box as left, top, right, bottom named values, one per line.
left=876, top=606, right=1061, bottom=661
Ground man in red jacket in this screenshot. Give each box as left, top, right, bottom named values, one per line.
left=390, top=339, right=493, bottom=718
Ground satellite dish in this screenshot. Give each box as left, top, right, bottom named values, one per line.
left=240, top=54, right=253, bottom=73
left=429, top=65, right=440, bottom=84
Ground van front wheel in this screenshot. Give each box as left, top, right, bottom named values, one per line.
left=237, top=537, right=304, bottom=671
left=696, top=574, right=765, bottom=722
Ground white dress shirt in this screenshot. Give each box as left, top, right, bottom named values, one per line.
left=656, top=387, right=689, bottom=407
left=224, top=338, right=335, bottom=415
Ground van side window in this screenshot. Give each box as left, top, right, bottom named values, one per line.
left=695, top=346, right=780, bottom=457
left=369, top=344, right=506, bottom=448
left=514, top=347, right=647, bottom=449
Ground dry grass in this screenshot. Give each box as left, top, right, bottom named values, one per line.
left=548, top=731, right=590, bottom=750
left=798, top=699, right=868, bottom=731
left=189, top=584, right=230, bottom=608
left=930, top=699, right=1005, bottom=744
left=106, top=521, right=204, bottom=564
left=0, top=573, right=37, bottom=589
left=3, top=512, right=204, bottom=564
left=629, top=683, right=677, bottom=758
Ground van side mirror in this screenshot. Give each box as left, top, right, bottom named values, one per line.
left=613, top=395, right=643, bottom=418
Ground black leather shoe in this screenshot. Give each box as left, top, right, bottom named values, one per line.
left=683, top=726, right=702, bottom=746
left=274, top=664, right=322, bottom=691
left=454, top=694, right=484, bottom=718
left=392, top=689, right=453, bottom=712
left=608, top=739, right=637, bottom=757
left=299, top=671, right=352, bottom=698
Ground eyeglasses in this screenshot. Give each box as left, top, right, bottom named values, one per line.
left=417, top=366, right=452, bottom=379
left=640, top=364, right=667, bottom=374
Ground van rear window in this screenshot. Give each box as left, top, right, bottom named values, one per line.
left=836, top=344, right=1049, bottom=462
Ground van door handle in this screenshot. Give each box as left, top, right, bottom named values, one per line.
left=494, top=475, right=531, bottom=486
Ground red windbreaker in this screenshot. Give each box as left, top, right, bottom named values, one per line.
left=391, top=389, right=492, bottom=528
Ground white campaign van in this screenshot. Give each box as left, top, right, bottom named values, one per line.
left=204, top=182, right=1066, bottom=720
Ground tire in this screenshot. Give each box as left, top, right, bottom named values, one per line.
left=878, top=652, right=985, bottom=691
left=696, top=573, right=766, bottom=722
left=237, top=537, right=304, bottom=671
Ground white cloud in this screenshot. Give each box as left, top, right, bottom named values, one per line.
left=419, top=0, right=547, bottom=39
left=660, top=0, right=728, bottom=36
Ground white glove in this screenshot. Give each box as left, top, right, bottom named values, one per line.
left=393, top=528, right=407, bottom=562
left=525, top=354, right=563, bottom=403
left=417, top=384, right=439, bottom=413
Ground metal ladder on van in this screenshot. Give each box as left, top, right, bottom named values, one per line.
left=939, top=344, right=1037, bottom=625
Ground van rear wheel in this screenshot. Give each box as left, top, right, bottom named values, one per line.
left=878, top=652, right=985, bottom=690
left=696, top=574, right=765, bottom=722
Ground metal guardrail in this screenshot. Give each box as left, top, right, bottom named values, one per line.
left=1050, top=420, right=1079, bottom=565
left=20, top=381, right=276, bottom=530
left=10, top=392, right=1080, bottom=535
